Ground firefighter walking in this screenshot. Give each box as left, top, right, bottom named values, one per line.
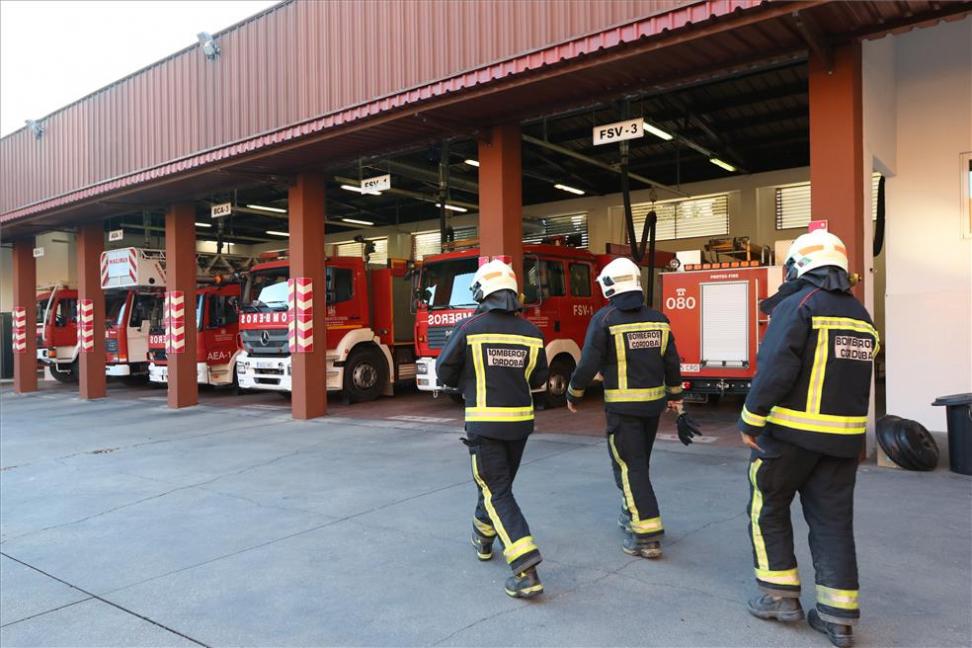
left=436, top=259, right=549, bottom=599
left=739, top=230, right=879, bottom=648
left=566, top=257, right=694, bottom=559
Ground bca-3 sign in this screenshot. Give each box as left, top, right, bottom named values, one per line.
left=593, top=118, right=644, bottom=146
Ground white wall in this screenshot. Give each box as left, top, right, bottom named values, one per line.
left=865, top=17, right=972, bottom=430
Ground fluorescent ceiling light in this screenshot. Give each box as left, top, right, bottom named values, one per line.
left=265, top=230, right=290, bottom=237
left=341, top=217, right=375, bottom=226
left=644, top=122, right=674, bottom=141
left=435, top=203, right=468, bottom=213
left=709, top=158, right=737, bottom=172
left=195, top=222, right=212, bottom=228
left=247, top=203, right=287, bottom=213
left=464, top=159, right=480, bottom=167
left=554, top=183, right=585, bottom=196
left=340, top=184, right=381, bottom=196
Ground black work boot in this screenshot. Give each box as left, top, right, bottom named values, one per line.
left=747, top=594, right=805, bottom=622
left=504, top=568, right=543, bottom=599
left=621, top=533, right=662, bottom=559
left=808, top=609, right=854, bottom=648
left=470, top=529, right=494, bottom=561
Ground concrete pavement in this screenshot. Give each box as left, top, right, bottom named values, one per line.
left=1, top=386, right=969, bottom=646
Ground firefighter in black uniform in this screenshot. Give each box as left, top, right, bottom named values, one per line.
left=565, top=257, right=685, bottom=559
left=740, top=230, right=879, bottom=648
left=437, top=259, right=549, bottom=599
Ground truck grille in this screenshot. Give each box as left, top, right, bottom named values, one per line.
left=241, top=329, right=290, bottom=355
left=150, top=349, right=167, bottom=362
left=426, top=326, right=453, bottom=350
left=105, top=339, right=119, bottom=353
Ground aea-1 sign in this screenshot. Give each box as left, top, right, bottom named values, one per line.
left=593, top=118, right=644, bottom=146
left=361, top=174, right=390, bottom=193
left=211, top=202, right=233, bottom=218
left=109, top=229, right=125, bottom=242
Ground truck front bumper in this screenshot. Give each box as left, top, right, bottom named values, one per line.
left=236, top=353, right=340, bottom=392
left=106, top=363, right=131, bottom=377
left=415, top=357, right=458, bottom=394
left=149, top=362, right=209, bottom=384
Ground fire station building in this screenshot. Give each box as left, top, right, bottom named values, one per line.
left=1, top=1, right=969, bottom=447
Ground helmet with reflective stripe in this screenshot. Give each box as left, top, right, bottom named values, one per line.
left=784, top=229, right=849, bottom=281
left=596, top=258, right=642, bottom=298
left=470, top=259, right=518, bottom=302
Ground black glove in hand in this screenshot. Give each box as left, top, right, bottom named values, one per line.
left=676, top=413, right=702, bottom=446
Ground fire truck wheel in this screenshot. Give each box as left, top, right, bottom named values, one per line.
left=50, top=361, right=79, bottom=384
left=344, top=347, right=386, bottom=403
left=449, top=393, right=465, bottom=405
left=544, top=355, right=575, bottom=409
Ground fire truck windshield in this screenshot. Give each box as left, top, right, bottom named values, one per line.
left=244, top=267, right=290, bottom=311
left=419, top=258, right=479, bottom=309
left=105, top=293, right=127, bottom=328
left=36, top=298, right=49, bottom=324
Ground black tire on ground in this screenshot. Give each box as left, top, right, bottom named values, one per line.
left=449, top=393, right=465, bottom=405
left=544, top=355, right=575, bottom=409
left=343, top=346, right=387, bottom=403
left=50, top=360, right=78, bottom=384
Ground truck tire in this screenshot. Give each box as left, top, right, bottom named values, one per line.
left=51, top=360, right=78, bottom=384
left=343, top=346, right=386, bottom=403
left=449, top=393, right=465, bottom=405
left=544, top=355, right=575, bottom=409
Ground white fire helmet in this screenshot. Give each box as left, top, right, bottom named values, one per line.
left=596, top=257, right=643, bottom=298
left=784, top=230, right=849, bottom=280
left=470, top=259, right=518, bottom=302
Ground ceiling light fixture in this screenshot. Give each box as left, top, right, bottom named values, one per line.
left=464, top=159, right=480, bottom=167
left=195, top=222, right=212, bottom=228
left=265, top=230, right=290, bottom=237
left=554, top=183, right=585, bottom=196
left=340, top=184, right=381, bottom=196
left=341, top=217, right=375, bottom=226
left=247, top=203, right=287, bottom=213
left=644, top=123, right=674, bottom=141
left=435, top=203, right=468, bottom=213
left=709, top=158, right=737, bottom=172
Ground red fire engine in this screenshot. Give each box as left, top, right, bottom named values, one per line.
left=35, top=285, right=79, bottom=383
left=100, top=247, right=167, bottom=379
left=147, top=281, right=243, bottom=387
left=660, top=261, right=782, bottom=401
left=414, top=242, right=623, bottom=408
left=235, top=254, right=416, bottom=402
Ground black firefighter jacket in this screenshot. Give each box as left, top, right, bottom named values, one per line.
left=567, top=291, right=683, bottom=418
left=436, top=296, right=549, bottom=441
left=738, top=272, right=879, bottom=458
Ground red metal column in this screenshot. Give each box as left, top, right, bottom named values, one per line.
left=478, top=124, right=524, bottom=282
left=76, top=224, right=107, bottom=399
left=810, top=43, right=864, bottom=297
left=165, top=203, right=198, bottom=408
left=11, top=240, right=37, bottom=393
left=289, top=172, right=327, bottom=420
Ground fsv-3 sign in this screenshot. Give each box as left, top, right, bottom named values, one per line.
left=592, top=118, right=644, bottom=146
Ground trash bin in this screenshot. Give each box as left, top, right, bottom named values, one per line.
left=932, top=393, right=972, bottom=476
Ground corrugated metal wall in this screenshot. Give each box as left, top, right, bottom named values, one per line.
left=0, top=0, right=687, bottom=214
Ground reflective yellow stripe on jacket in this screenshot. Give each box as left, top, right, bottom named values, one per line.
left=767, top=406, right=867, bottom=435
left=465, top=406, right=534, bottom=422
left=604, top=386, right=667, bottom=402
left=606, top=322, right=670, bottom=403
left=467, top=333, right=542, bottom=415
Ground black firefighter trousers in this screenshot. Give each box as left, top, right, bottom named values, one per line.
left=747, top=438, right=861, bottom=625
left=607, top=412, right=664, bottom=542
left=467, top=434, right=542, bottom=574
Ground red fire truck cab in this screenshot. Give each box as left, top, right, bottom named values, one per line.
left=101, top=248, right=166, bottom=378
left=147, top=282, right=243, bottom=387
left=414, top=243, right=615, bottom=408
left=235, top=254, right=415, bottom=402
left=36, top=285, right=79, bottom=383
left=660, top=262, right=783, bottom=401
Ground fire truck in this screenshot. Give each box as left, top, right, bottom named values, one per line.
left=36, top=284, right=79, bottom=383
left=660, top=260, right=782, bottom=402
left=148, top=281, right=243, bottom=387
left=100, top=247, right=166, bottom=378
left=414, top=242, right=620, bottom=408
left=235, top=254, right=416, bottom=402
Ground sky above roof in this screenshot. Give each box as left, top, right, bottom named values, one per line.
left=0, top=0, right=279, bottom=137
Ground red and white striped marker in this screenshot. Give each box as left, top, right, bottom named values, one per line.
left=288, top=277, right=314, bottom=353
left=12, top=306, right=27, bottom=353
left=164, top=291, right=186, bottom=354
left=78, top=299, right=95, bottom=352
